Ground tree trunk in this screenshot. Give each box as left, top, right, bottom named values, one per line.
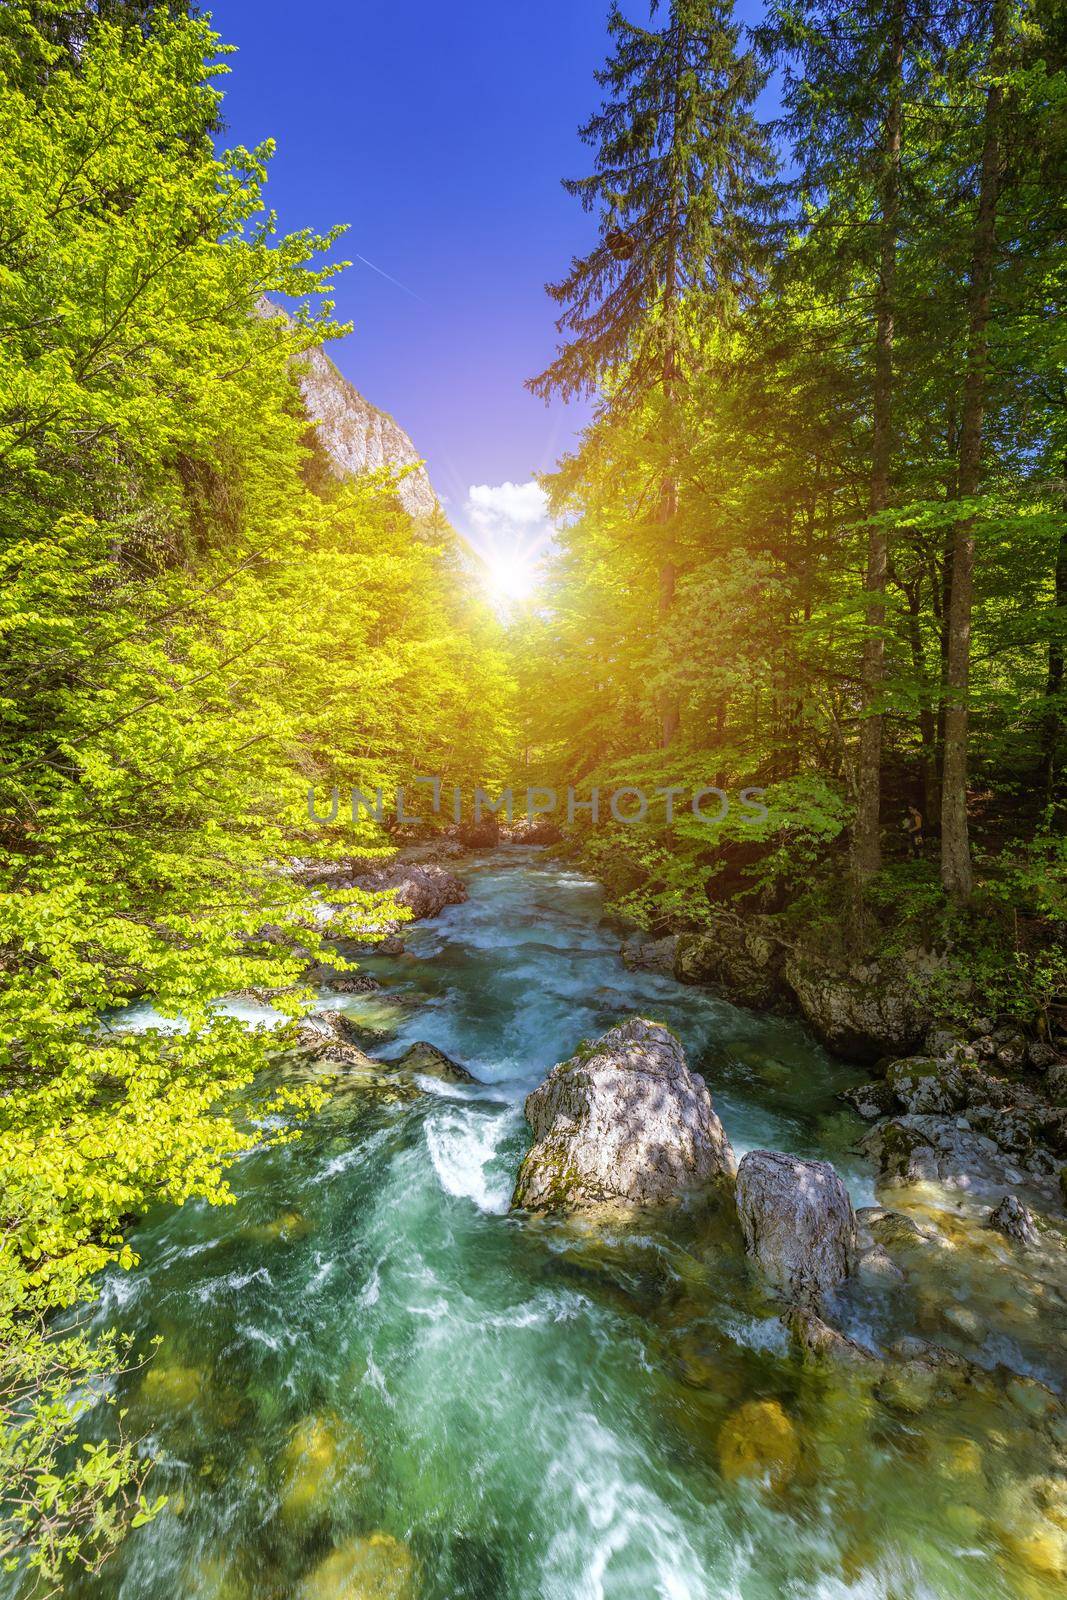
left=1042, top=458, right=1067, bottom=815
left=852, top=1, right=904, bottom=886
left=902, top=575, right=939, bottom=822
left=658, top=504, right=679, bottom=747
left=941, top=0, right=1008, bottom=901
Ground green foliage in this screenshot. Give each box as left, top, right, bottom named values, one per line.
left=865, top=841, right=1067, bottom=1028
left=0, top=7, right=515, bottom=1588
left=522, top=0, right=1066, bottom=971
left=0, top=1322, right=164, bottom=1593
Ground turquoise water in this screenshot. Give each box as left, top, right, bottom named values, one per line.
left=54, top=853, right=1065, bottom=1599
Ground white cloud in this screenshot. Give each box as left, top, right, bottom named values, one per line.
left=466, top=479, right=551, bottom=537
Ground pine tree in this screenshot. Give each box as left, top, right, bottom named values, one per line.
left=529, top=0, right=773, bottom=748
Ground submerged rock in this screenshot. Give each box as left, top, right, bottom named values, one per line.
left=860, top=1207, right=935, bottom=1254
left=249, top=1209, right=312, bottom=1245
left=187, top=1556, right=252, bottom=1600
left=856, top=1245, right=905, bottom=1286
left=717, top=1399, right=799, bottom=1490
left=279, top=1413, right=367, bottom=1524
left=140, top=1362, right=204, bottom=1410
left=392, top=1041, right=478, bottom=1085
left=735, top=1150, right=857, bottom=1302
left=510, top=1018, right=736, bottom=1214
left=298, top=1533, right=413, bottom=1600
left=987, top=1193, right=1039, bottom=1245
left=875, top=1337, right=982, bottom=1416
left=782, top=1305, right=879, bottom=1368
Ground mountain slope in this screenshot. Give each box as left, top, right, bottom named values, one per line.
left=297, top=342, right=437, bottom=519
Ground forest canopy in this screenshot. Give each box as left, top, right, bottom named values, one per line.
left=516, top=0, right=1065, bottom=976
left=0, top=0, right=1064, bottom=1591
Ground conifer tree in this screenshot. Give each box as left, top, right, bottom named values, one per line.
left=529, top=0, right=773, bottom=748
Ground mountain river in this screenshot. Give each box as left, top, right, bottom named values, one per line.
left=44, top=850, right=1067, bottom=1600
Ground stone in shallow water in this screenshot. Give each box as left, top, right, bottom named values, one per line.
left=987, top=1193, right=1039, bottom=1245
left=717, top=1399, right=799, bottom=1490
left=298, top=1533, right=414, bottom=1600
left=858, top=1205, right=934, bottom=1253
left=188, top=1556, right=252, bottom=1600
left=279, top=1413, right=367, bottom=1523
left=392, top=1040, right=477, bottom=1084
left=140, top=1362, right=204, bottom=1409
left=735, top=1149, right=857, bottom=1301
left=875, top=1359, right=941, bottom=1416
left=781, top=1305, right=878, bottom=1368
left=996, top=1475, right=1067, bottom=1586
left=928, top=1435, right=984, bottom=1481
left=942, top=1302, right=985, bottom=1343
left=856, top=1245, right=905, bottom=1286
left=249, top=1209, right=311, bottom=1244
left=511, top=1017, right=735, bottom=1213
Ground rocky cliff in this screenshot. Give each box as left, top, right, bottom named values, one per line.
left=259, top=300, right=437, bottom=519
left=296, top=342, right=437, bottom=519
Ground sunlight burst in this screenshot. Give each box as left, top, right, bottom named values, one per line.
left=483, top=543, right=542, bottom=602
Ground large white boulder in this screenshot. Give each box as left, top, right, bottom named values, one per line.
left=511, top=1018, right=736, bottom=1214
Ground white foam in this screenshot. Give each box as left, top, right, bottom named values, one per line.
left=194, top=1266, right=272, bottom=1303
left=424, top=1105, right=517, bottom=1213
left=539, top=1411, right=719, bottom=1600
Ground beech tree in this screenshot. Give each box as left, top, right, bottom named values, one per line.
left=0, top=10, right=515, bottom=1586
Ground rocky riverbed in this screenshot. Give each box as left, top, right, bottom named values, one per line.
left=60, top=849, right=1067, bottom=1600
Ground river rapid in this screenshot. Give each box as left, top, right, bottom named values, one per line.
left=52, top=850, right=1066, bottom=1600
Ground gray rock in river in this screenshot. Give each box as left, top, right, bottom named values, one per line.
left=349, top=862, right=468, bottom=927
left=510, top=1018, right=736, bottom=1214
left=987, top=1193, right=1039, bottom=1245
left=735, top=1150, right=857, bottom=1302
left=392, top=1041, right=478, bottom=1085
left=293, top=1013, right=378, bottom=1064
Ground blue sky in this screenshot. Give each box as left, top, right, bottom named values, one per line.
left=211, top=0, right=769, bottom=553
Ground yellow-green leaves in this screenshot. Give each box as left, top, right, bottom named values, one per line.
left=0, top=6, right=516, bottom=1591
